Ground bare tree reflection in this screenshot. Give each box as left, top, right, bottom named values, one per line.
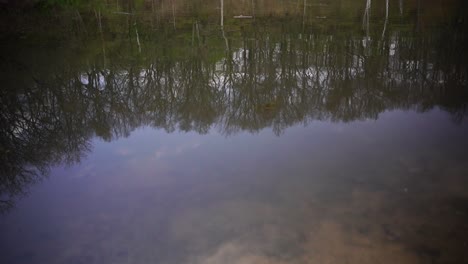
left=0, top=2, right=467, bottom=212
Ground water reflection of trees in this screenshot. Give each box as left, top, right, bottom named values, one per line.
left=1, top=15, right=467, bottom=211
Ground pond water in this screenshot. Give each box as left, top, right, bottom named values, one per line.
left=1, top=0, right=468, bottom=263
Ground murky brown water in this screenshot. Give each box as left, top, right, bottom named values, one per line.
left=1, top=0, right=468, bottom=263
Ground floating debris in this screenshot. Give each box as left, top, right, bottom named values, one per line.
left=234, top=15, right=253, bottom=19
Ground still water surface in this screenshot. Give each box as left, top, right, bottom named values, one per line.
left=1, top=0, right=468, bottom=263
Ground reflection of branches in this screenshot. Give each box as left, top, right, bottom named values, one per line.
left=1, top=16, right=467, bottom=211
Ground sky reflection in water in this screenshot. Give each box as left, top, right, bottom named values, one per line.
left=1, top=0, right=468, bottom=263
left=2, top=109, right=468, bottom=264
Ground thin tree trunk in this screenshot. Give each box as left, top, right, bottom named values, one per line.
left=172, top=0, right=176, bottom=29
left=399, top=0, right=403, bottom=16
left=363, top=0, right=371, bottom=37
left=222, top=27, right=229, bottom=52
left=221, top=0, right=224, bottom=27
left=302, top=0, right=307, bottom=30
left=75, top=9, right=87, bottom=35
left=251, top=0, right=255, bottom=19
left=96, top=9, right=107, bottom=67
left=381, top=0, right=389, bottom=40
left=135, top=23, right=141, bottom=53
left=416, top=0, right=421, bottom=32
